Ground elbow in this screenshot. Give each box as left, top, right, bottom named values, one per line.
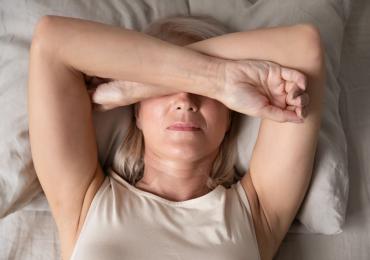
left=297, top=24, right=327, bottom=103
left=30, top=15, right=57, bottom=55
left=298, top=23, right=325, bottom=66
left=34, top=15, right=56, bottom=32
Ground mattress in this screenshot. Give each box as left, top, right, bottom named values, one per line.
left=0, top=0, right=369, bottom=259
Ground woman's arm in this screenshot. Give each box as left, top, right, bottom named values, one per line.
left=27, top=15, right=228, bottom=259
left=92, top=24, right=316, bottom=113
left=28, top=14, right=320, bottom=259
left=187, top=23, right=321, bottom=72
left=191, top=24, right=325, bottom=259
left=34, top=15, right=225, bottom=99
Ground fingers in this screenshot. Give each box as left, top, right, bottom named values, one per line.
left=92, top=103, right=115, bottom=112
left=91, top=80, right=181, bottom=110
left=92, top=81, right=125, bottom=104
left=284, top=80, right=310, bottom=121
left=281, top=67, right=307, bottom=91
left=87, top=85, right=117, bottom=112
left=286, top=87, right=310, bottom=107
left=260, top=104, right=305, bottom=123
left=84, top=75, right=113, bottom=90
left=297, top=106, right=308, bottom=119
left=297, top=93, right=309, bottom=106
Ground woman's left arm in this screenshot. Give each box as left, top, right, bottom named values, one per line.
left=32, top=15, right=224, bottom=98
left=28, top=16, right=226, bottom=258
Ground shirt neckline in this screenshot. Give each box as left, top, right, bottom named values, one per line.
left=108, top=168, right=225, bottom=208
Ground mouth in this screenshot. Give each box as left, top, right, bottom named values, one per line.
left=167, top=122, right=201, bottom=132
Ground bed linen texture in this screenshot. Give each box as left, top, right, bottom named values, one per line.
left=0, top=0, right=350, bottom=234
left=1, top=0, right=369, bottom=259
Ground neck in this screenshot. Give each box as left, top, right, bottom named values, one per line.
left=135, top=149, right=219, bottom=202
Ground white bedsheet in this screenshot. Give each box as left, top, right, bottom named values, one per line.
left=0, top=0, right=369, bottom=259
left=275, top=0, right=370, bottom=258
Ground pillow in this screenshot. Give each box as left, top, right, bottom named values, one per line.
left=0, top=0, right=189, bottom=217
left=190, top=0, right=351, bottom=234
left=0, top=0, right=350, bottom=235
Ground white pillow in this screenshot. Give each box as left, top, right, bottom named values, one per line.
left=0, top=0, right=190, bottom=217
left=0, top=0, right=351, bottom=235
left=190, top=0, right=352, bottom=234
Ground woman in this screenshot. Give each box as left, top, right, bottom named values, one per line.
left=28, top=14, right=325, bottom=260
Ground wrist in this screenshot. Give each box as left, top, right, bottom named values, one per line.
left=161, top=43, right=227, bottom=100
left=195, top=57, right=227, bottom=101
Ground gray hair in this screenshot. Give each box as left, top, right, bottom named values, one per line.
left=112, top=14, right=240, bottom=189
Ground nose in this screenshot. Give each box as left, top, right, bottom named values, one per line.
left=173, top=92, right=198, bottom=112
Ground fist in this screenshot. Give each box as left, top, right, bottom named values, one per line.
left=220, top=60, right=309, bottom=123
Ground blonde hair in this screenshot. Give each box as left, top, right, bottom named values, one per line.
left=112, top=15, right=241, bottom=189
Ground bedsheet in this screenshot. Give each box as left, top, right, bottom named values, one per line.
left=0, top=0, right=369, bottom=259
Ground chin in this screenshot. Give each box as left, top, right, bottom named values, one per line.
left=166, top=147, right=206, bottom=161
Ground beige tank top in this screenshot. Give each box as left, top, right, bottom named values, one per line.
left=70, top=168, right=261, bottom=260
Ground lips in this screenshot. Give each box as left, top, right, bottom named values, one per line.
left=167, top=122, right=201, bottom=131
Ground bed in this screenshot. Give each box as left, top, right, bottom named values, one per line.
left=0, top=0, right=369, bottom=259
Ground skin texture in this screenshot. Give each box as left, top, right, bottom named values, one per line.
left=90, top=62, right=308, bottom=203
left=28, top=15, right=322, bottom=260
left=134, top=92, right=231, bottom=201
left=91, top=60, right=308, bottom=122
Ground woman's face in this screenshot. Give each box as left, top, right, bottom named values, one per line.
left=136, top=92, right=231, bottom=162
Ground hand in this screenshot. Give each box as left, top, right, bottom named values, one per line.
left=84, top=74, right=115, bottom=111
left=220, top=60, right=309, bottom=123
left=89, top=79, right=177, bottom=111
left=83, top=74, right=112, bottom=89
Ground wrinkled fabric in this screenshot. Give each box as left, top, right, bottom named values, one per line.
left=70, top=169, right=261, bottom=260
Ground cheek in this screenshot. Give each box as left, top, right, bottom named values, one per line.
left=201, top=104, right=230, bottom=147
left=138, top=100, right=166, bottom=138
left=205, top=104, right=230, bottom=131
left=138, top=98, right=229, bottom=157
